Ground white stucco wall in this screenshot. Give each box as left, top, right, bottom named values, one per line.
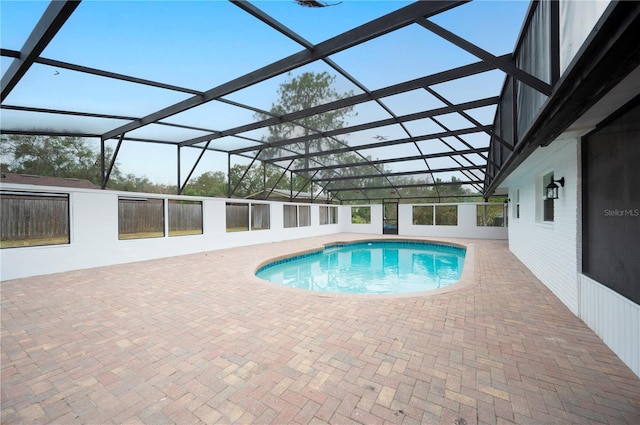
left=340, top=204, right=383, bottom=235
left=401, top=203, right=508, bottom=240
left=1, top=184, right=508, bottom=281
left=0, top=185, right=343, bottom=281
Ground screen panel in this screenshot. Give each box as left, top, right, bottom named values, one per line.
left=583, top=102, right=640, bottom=304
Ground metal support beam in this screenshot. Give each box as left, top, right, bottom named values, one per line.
left=227, top=154, right=231, bottom=198
left=327, top=180, right=483, bottom=192
left=102, top=1, right=466, bottom=141
left=263, top=162, right=267, bottom=198
left=484, top=1, right=640, bottom=195
left=0, top=104, right=221, bottom=135
left=312, top=165, right=484, bottom=182
left=295, top=147, right=488, bottom=174
left=260, top=126, right=490, bottom=163
left=101, top=133, right=124, bottom=189
left=289, top=172, right=293, bottom=202
left=178, top=140, right=212, bottom=195
left=426, top=115, right=487, bottom=193
left=179, top=58, right=502, bottom=148
left=418, top=18, right=552, bottom=96
left=1, top=0, right=81, bottom=102
left=229, top=150, right=262, bottom=198
left=100, top=139, right=106, bottom=189
left=177, top=145, right=181, bottom=194
left=231, top=97, right=497, bottom=155
left=265, top=161, right=294, bottom=201
left=293, top=170, right=319, bottom=200
left=424, top=87, right=512, bottom=151
left=0, top=48, right=20, bottom=58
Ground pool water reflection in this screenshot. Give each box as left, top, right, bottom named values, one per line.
left=256, top=241, right=466, bottom=294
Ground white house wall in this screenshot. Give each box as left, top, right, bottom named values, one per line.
left=505, top=138, right=580, bottom=314
left=504, top=138, right=640, bottom=377
left=581, top=274, right=640, bottom=376
left=0, top=185, right=343, bottom=281
left=340, top=204, right=383, bottom=235
left=1, top=184, right=508, bottom=280
left=400, top=203, right=508, bottom=240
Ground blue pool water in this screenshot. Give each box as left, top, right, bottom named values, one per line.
left=256, top=241, right=466, bottom=294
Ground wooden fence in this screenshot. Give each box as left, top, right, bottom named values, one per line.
left=251, top=204, right=270, bottom=230
left=169, top=200, right=203, bottom=234
left=118, top=198, right=204, bottom=237
left=0, top=192, right=69, bottom=243
left=118, top=198, right=164, bottom=236
left=226, top=203, right=249, bottom=231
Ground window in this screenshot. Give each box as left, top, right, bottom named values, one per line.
left=412, top=205, right=433, bottom=225
left=320, top=206, right=338, bottom=225
left=543, top=172, right=554, bottom=222
left=251, top=204, right=270, bottom=231
left=226, top=202, right=249, bottom=232
left=435, top=205, right=457, bottom=226
left=119, top=197, right=164, bottom=239
left=1, top=191, right=70, bottom=248
left=284, top=205, right=298, bottom=228
left=477, top=204, right=507, bottom=227
left=299, top=206, right=311, bottom=227
left=351, top=206, right=371, bottom=224
left=319, top=206, right=328, bottom=225
left=169, top=200, right=203, bottom=236
left=330, top=206, right=338, bottom=224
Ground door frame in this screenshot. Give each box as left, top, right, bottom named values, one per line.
left=383, top=200, right=398, bottom=235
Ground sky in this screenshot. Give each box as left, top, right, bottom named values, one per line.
left=1, top=0, right=530, bottom=185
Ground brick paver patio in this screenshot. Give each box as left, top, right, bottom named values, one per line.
left=2, top=234, right=639, bottom=424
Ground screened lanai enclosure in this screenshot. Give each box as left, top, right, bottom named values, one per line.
left=1, top=0, right=638, bottom=203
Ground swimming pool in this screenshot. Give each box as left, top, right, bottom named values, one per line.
left=255, top=240, right=466, bottom=295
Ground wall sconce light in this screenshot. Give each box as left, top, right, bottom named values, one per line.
left=546, top=177, right=565, bottom=200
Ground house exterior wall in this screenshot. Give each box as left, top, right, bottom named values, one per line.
left=506, top=139, right=580, bottom=313
left=581, top=275, right=640, bottom=376
left=505, top=137, right=640, bottom=377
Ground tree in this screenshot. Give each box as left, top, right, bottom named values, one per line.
left=182, top=171, right=227, bottom=197
left=0, top=134, right=178, bottom=194
left=255, top=72, right=357, bottom=177
left=0, top=135, right=117, bottom=184
left=227, top=162, right=299, bottom=198
left=110, top=174, right=156, bottom=193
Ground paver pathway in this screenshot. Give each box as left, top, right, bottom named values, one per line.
left=2, top=234, right=639, bottom=424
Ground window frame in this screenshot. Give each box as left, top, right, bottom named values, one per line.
left=118, top=196, right=165, bottom=240
left=1, top=190, right=71, bottom=248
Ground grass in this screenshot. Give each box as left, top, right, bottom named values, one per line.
left=118, top=231, right=165, bottom=240
left=226, top=227, right=249, bottom=232
left=168, top=229, right=203, bottom=237
left=120, top=229, right=204, bottom=239
left=1, top=230, right=204, bottom=247
left=1, top=236, right=70, bottom=249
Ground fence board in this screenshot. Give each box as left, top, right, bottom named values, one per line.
left=1, top=194, right=69, bottom=242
